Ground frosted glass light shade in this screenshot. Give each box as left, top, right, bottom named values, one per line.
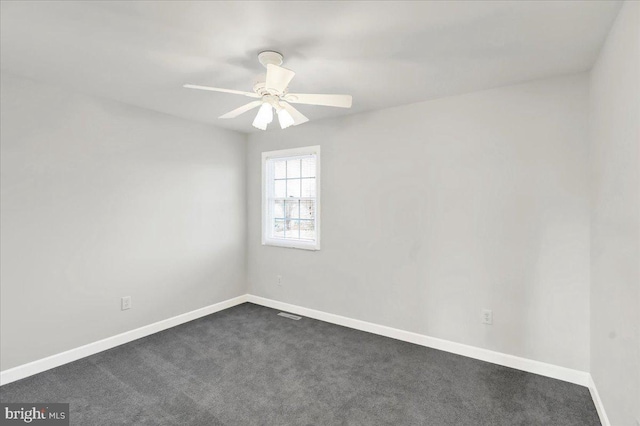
left=277, top=109, right=295, bottom=129
left=252, top=103, right=273, bottom=130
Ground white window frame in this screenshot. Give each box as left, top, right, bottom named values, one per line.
left=262, top=146, right=321, bottom=251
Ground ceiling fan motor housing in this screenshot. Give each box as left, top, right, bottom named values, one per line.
left=253, top=80, right=268, bottom=96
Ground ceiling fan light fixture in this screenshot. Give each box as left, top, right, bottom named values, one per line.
left=277, top=109, right=295, bottom=129
left=252, top=103, right=273, bottom=130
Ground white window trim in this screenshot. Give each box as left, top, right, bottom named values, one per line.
left=262, top=145, right=321, bottom=251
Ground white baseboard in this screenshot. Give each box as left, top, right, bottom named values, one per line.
left=0, top=294, right=248, bottom=386
left=247, top=295, right=591, bottom=387
left=588, top=375, right=610, bottom=426
left=2, top=293, right=604, bottom=425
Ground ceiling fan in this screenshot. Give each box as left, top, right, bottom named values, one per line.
left=184, top=51, right=352, bottom=130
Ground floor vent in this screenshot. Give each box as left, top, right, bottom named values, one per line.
left=278, top=312, right=302, bottom=320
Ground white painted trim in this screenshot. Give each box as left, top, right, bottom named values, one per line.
left=247, top=295, right=591, bottom=387
left=0, top=294, right=248, bottom=386
left=588, top=375, right=610, bottom=426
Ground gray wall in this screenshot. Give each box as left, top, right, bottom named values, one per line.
left=247, top=74, right=591, bottom=371
left=0, top=74, right=247, bottom=370
left=589, top=1, right=640, bottom=425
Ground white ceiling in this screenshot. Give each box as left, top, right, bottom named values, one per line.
left=1, top=1, right=621, bottom=134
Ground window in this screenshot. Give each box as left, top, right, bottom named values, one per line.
left=262, top=146, right=320, bottom=250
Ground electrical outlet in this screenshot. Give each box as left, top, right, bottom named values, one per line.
left=277, top=275, right=282, bottom=287
left=482, top=309, right=493, bottom=325
left=121, top=296, right=132, bottom=311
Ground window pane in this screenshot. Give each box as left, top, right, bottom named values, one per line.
left=274, top=180, right=286, bottom=198
left=285, top=200, right=299, bottom=218
left=274, top=160, right=286, bottom=179
left=273, top=219, right=285, bottom=238
left=301, top=178, right=316, bottom=197
left=286, top=179, right=300, bottom=198
left=274, top=200, right=284, bottom=219
left=300, top=220, right=315, bottom=240
left=286, top=159, right=301, bottom=178
left=300, top=200, right=315, bottom=220
left=286, top=220, right=300, bottom=239
left=301, top=157, right=316, bottom=178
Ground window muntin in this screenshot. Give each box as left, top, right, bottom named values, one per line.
left=262, top=147, right=320, bottom=250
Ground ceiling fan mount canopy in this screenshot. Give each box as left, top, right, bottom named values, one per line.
left=257, top=50, right=284, bottom=68
left=184, top=51, right=352, bottom=130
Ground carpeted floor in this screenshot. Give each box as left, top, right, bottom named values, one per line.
left=0, top=303, right=600, bottom=425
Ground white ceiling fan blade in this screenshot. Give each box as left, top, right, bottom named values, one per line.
left=265, top=64, right=296, bottom=93
left=284, top=93, right=352, bottom=108
left=219, top=101, right=263, bottom=119
left=280, top=102, right=309, bottom=126
left=184, top=84, right=260, bottom=98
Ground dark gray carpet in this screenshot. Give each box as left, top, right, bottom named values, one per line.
left=1, top=303, right=599, bottom=425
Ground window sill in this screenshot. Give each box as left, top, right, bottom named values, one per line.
left=263, top=239, right=320, bottom=251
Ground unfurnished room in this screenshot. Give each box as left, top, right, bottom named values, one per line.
left=0, top=1, right=638, bottom=425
